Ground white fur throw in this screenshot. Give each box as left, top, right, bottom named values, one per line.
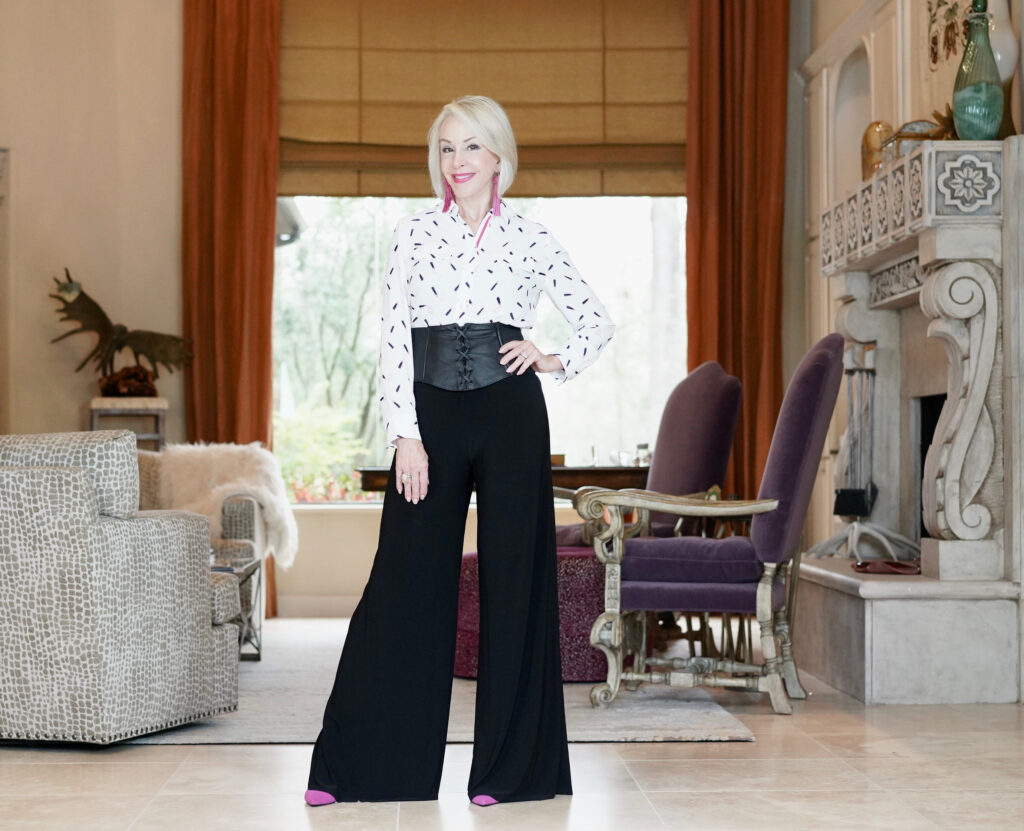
left=156, top=442, right=299, bottom=569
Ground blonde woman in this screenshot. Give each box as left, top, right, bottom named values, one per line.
left=306, top=95, right=614, bottom=807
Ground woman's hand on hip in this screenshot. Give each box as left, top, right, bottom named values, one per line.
left=498, top=339, right=564, bottom=375
left=395, top=438, right=429, bottom=503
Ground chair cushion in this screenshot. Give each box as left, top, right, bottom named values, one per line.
left=210, top=571, right=241, bottom=625
left=623, top=534, right=762, bottom=583
left=621, top=579, right=786, bottom=615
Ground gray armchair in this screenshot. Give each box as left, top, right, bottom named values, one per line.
left=0, top=430, right=239, bottom=744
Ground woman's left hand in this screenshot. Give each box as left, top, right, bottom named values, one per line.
left=498, top=339, right=564, bottom=375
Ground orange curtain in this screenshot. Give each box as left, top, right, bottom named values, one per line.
left=182, top=0, right=282, bottom=616
left=685, top=0, right=789, bottom=498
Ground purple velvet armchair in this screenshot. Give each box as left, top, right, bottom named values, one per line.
left=574, top=334, right=844, bottom=713
left=555, top=361, right=743, bottom=544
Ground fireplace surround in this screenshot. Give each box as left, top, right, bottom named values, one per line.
left=794, top=137, right=1024, bottom=703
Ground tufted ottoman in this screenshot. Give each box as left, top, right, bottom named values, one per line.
left=454, top=546, right=607, bottom=682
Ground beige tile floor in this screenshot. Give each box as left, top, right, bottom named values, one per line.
left=2, top=673, right=1023, bottom=830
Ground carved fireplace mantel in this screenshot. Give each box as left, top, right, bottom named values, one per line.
left=820, top=140, right=1008, bottom=581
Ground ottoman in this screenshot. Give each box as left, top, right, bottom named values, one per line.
left=454, top=546, right=607, bottom=682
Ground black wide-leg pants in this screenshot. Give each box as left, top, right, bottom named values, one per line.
left=307, top=372, right=572, bottom=803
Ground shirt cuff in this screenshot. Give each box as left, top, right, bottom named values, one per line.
left=387, top=424, right=421, bottom=449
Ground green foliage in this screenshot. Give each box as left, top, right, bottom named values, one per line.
left=273, top=197, right=432, bottom=502
left=273, top=402, right=379, bottom=502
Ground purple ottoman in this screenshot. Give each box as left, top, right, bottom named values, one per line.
left=454, top=546, right=607, bottom=682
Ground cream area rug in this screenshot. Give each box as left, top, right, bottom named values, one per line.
left=129, top=618, right=752, bottom=744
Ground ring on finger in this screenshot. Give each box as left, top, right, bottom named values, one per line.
left=400, top=473, right=411, bottom=483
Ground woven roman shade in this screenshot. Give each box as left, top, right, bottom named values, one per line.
left=279, top=0, right=686, bottom=197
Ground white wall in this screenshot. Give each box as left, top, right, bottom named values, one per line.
left=0, top=0, right=185, bottom=440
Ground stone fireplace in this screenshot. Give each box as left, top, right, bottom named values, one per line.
left=794, top=137, right=1023, bottom=704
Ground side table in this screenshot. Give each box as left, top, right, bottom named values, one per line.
left=89, top=396, right=168, bottom=449
left=211, top=556, right=263, bottom=660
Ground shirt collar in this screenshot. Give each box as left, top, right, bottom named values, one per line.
left=440, top=199, right=509, bottom=222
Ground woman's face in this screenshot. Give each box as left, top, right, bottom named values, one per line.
left=439, top=116, right=500, bottom=207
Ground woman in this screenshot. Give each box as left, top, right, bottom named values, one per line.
left=306, top=95, right=614, bottom=807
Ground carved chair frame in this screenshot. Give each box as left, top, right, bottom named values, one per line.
left=573, top=486, right=806, bottom=715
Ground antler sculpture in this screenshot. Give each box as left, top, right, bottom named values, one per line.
left=50, top=268, right=192, bottom=379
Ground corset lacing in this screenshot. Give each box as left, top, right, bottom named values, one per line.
left=454, top=328, right=474, bottom=390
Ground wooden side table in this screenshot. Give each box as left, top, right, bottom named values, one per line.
left=89, top=396, right=168, bottom=449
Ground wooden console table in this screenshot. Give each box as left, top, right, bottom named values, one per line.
left=357, top=465, right=649, bottom=493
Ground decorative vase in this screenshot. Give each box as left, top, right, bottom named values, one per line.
left=952, top=0, right=1004, bottom=140
left=986, top=0, right=1019, bottom=137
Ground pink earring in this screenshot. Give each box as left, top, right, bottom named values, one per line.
left=491, top=174, right=501, bottom=216
left=442, top=181, right=454, bottom=212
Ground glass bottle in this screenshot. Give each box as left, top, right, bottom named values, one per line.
left=987, top=0, right=1019, bottom=138
left=952, top=0, right=1004, bottom=140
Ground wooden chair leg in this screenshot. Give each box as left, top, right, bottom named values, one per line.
left=757, top=564, right=792, bottom=715
left=590, top=611, right=625, bottom=707
left=776, top=608, right=807, bottom=699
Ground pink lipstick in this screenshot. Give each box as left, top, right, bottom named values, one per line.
left=452, top=173, right=475, bottom=183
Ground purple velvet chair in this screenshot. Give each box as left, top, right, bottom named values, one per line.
left=555, top=361, right=743, bottom=545
left=575, top=334, right=844, bottom=713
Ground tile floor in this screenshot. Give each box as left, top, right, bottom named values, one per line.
left=2, top=673, right=1023, bottom=829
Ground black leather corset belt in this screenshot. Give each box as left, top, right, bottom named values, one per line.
left=411, top=323, right=523, bottom=391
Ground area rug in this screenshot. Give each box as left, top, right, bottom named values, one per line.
left=129, top=618, right=752, bottom=744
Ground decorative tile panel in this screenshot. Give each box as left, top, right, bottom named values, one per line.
left=869, top=255, right=922, bottom=307
left=908, top=148, right=925, bottom=230
left=858, top=181, right=874, bottom=251
left=845, top=193, right=859, bottom=255
left=872, top=173, right=890, bottom=246
left=933, top=149, right=1002, bottom=217
left=889, top=159, right=907, bottom=239
left=832, top=202, right=846, bottom=268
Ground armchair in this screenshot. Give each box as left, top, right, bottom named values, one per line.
left=137, top=442, right=298, bottom=659
left=554, top=361, right=742, bottom=544
left=0, top=430, right=239, bottom=743
left=576, top=334, right=844, bottom=713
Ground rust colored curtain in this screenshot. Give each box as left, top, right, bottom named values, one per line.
left=685, top=1, right=789, bottom=498
left=183, top=0, right=282, bottom=616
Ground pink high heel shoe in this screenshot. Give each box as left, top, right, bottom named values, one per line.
left=471, top=794, right=499, bottom=806
left=304, top=789, right=337, bottom=806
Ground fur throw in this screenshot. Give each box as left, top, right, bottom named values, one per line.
left=155, top=442, right=298, bottom=570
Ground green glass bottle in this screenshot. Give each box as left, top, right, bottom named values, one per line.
left=952, top=0, right=1004, bottom=140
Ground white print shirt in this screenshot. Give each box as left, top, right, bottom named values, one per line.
left=379, top=201, right=615, bottom=447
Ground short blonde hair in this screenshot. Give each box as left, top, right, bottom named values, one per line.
left=427, top=96, right=518, bottom=201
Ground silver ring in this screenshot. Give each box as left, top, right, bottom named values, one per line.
left=400, top=473, right=411, bottom=483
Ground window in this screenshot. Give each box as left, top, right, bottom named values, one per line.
left=273, top=196, right=686, bottom=502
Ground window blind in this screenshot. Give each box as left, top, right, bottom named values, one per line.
left=279, top=0, right=686, bottom=196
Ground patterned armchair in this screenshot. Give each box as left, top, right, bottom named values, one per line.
left=0, top=430, right=239, bottom=744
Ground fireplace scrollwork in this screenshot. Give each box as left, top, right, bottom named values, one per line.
left=919, top=260, right=1001, bottom=541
